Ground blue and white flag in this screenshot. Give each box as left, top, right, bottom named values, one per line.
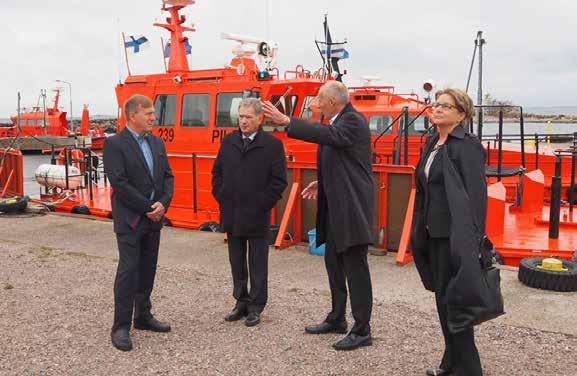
left=164, top=39, right=192, bottom=57
left=321, top=46, right=349, bottom=60
left=124, top=35, right=150, bottom=53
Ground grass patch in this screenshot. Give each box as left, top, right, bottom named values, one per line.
left=37, top=246, right=56, bottom=258
left=64, top=251, right=102, bottom=260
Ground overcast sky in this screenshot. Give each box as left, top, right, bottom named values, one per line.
left=1, top=0, right=575, bottom=117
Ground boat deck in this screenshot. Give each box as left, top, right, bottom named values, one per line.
left=493, top=204, right=577, bottom=266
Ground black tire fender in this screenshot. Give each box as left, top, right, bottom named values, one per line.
left=518, top=257, right=577, bottom=292
left=71, top=205, right=91, bottom=215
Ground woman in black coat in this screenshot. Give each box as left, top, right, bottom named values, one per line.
left=410, top=88, right=487, bottom=376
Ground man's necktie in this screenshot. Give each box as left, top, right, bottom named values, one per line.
left=242, top=137, right=251, bottom=151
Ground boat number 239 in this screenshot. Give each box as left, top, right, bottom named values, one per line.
left=157, top=128, right=175, bottom=142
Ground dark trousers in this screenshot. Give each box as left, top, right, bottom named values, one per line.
left=227, top=235, right=269, bottom=313
left=323, top=223, right=373, bottom=335
left=112, top=225, right=161, bottom=331
left=428, top=237, right=482, bottom=376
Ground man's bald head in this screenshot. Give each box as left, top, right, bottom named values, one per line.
left=319, top=81, right=349, bottom=105
left=314, top=81, right=349, bottom=119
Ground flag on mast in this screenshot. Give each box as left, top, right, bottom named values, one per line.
left=124, top=35, right=150, bottom=53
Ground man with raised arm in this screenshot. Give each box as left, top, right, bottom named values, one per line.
left=263, top=81, right=374, bottom=351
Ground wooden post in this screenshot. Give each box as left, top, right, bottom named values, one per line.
left=274, top=182, right=300, bottom=249
left=396, top=187, right=415, bottom=266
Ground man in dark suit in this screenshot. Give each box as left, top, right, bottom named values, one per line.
left=212, top=98, right=287, bottom=327
left=263, top=81, right=374, bottom=351
left=103, top=94, right=174, bottom=351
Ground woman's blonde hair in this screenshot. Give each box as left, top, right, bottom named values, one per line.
left=435, top=88, right=475, bottom=126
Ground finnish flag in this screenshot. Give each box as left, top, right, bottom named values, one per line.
left=125, top=35, right=150, bottom=53
left=164, top=39, right=192, bottom=57
left=322, top=44, right=350, bottom=60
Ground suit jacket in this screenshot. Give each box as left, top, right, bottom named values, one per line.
left=211, top=129, right=287, bottom=237
left=411, top=125, right=487, bottom=291
left=103, top=128, right=174, bottom=234
left=287, top=102, right=374, bottom=253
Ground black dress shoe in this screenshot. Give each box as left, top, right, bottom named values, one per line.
left=245, top=312, right=261, bottom=327
left=133, top=317, right=171, bottom=332
left=332, top=333, right=372, bottom=351
left=225, top=306, right=247, bottom=322
left=305, top=321, right=348, bottom=334
left=426, top=368, right=451, bottom=375
left=111, top=327, right=132, bottom=351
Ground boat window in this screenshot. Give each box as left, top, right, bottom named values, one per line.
left=216, top=92, right=243, bottom=128
left=270, top=95, right=297, bottom=116
left=300, top=96, right=316, bottom=119
left=181, top=94, right=210, bottom=127
left=153, top=94, right=176, bottom=127
left=368, top=115, right=393, bottom=135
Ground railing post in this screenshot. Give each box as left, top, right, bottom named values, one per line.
left=519, top=106, right=526, bottom=168
left=549, top=155, right=562, bottom=239
left=497, top=109, right=504, bottom=181
left=64, top=147, right=70, bottom=190
left=87, top=149, right=93, bottom=202
left=403, top=108, right=409, bottom=165
left=50, top=145, right=56, bottom=165
left=477, top=105, right=484, bottom=140
left=534, top=133, right=539, bottom=170
left=569, top=133, right=576, bottom=214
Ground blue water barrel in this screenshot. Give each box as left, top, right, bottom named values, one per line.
left=307, top=229, right=326, bottom=256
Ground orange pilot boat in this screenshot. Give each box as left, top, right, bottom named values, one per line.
left=34, top=0, right=577, bottom=267
left=0, top=89, right=105, bottom=151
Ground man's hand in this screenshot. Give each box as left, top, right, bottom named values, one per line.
left=146, top=201, right=165, bottom=222
left=262, top=101, right=291, bottom=126
left=301, top=180, right=318, bottom=200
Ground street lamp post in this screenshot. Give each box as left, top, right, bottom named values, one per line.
left=55, top=80, right=73, bottom=132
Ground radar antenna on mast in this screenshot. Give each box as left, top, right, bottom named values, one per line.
left=220, top=32, right=278, bottom=71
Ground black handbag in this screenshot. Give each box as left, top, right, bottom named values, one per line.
left=448, top=236, right=505, bottom=333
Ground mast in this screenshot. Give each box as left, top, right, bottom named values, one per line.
left=52, top=89, right=61, bottom=111
left=154, top=0, right=196, bottom=72
left=476, top=31, right=485, bottom=138
left=315, top=15, right=347, bottom=82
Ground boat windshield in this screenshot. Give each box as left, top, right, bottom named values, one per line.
left=216, top=93, right=243, bottom=128
left=154, top=94, right=177, bottom=127
left=300, top=96, right=316, bottom=119
left=369, top=114, right=428, bottom=135
left=181, top=94, right=210, bottom=128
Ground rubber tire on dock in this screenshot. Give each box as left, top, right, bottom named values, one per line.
left=518, top=257, right=577, bottom=292
left=199, top=221, right=220, bottom=232
left=0, top=195, right=29, bottom=213
left=71, top=205, right=91, bottom=215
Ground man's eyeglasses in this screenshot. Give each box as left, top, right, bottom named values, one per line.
left=431, top=102, right=463, bottom=112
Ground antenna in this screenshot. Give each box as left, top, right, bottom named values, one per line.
left=264, top=0, right=270, bottom=39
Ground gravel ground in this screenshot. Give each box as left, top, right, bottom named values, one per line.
left=1, top=216, right=577, bottom=375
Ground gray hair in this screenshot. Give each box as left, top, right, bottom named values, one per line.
left=238, top=97, right=262, bottom=116
left=321, top=81, right=349, bottom=104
